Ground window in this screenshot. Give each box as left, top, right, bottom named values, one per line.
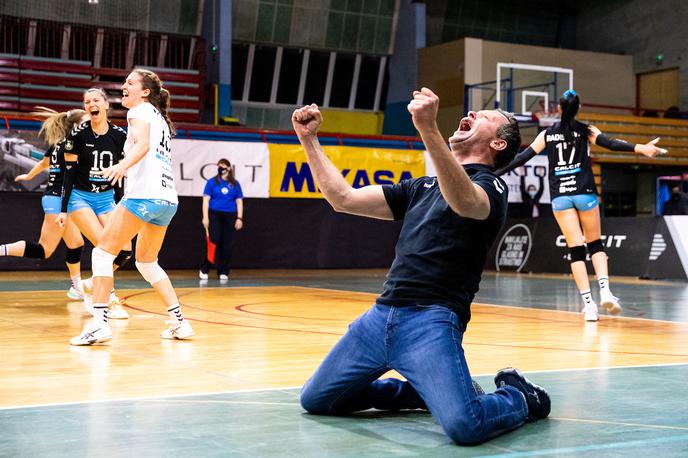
left=101, top=31, right=128, bottom=69
left=329, top=53, right=355, bottom=108
left=276, top=47, right=303, bottom=105
left=231, top=43, right=249, bottom=100
left=303, top=51, right=329, bottom=106
left=249, top=45, right=276, bottom=102
left=355, top=55, right=379, bottom=110
left=33, top=21, right=61, bottom=58
left=69, top=26, right=94, bottom=62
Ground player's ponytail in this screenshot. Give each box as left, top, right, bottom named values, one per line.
left=32, top=106, right=87, bottom=146
left=558, top=90, right=590, bottom=143
left=134, top=68, right=176, bottom=136
left=158, top=87, right=175, bottom=136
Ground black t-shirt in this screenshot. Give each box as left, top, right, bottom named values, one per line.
left=378, top=164, right=508, bottom=326
left=543, top=122, right=597, bottom=198
left=43, top=141, right=65, bottom=197
left=64, top=121, right=127, bottom=193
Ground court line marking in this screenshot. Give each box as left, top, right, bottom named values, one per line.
left=2, top=362, right=687, bottom=412
left=551, top=417, right=688, bottom=431
left=4, top=284, right=686, bottom=324
left=282, top=285, right=688, bottom=325
left=479, top=434, right=688, bottom=457
left=142, top=399, right=300, bottom=407
left=0, top=386, right=302, bottom=411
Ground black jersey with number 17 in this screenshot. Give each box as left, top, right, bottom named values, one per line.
left=543, top=122, right=597, bottom=198
left=64, top=121, right=127, bottom=193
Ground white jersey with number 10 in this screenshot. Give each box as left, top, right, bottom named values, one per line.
left=123, top=102, right=178, bottom=203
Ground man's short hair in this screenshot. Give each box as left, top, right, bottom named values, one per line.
left=494, top=109, right=521, bottom=171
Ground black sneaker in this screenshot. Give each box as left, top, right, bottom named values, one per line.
left=494, top=368, right=550, bottom=421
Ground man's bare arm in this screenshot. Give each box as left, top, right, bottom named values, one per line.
left=407, top=88, right=491, bottom=220
left=292, top=104, right=393, bottom=220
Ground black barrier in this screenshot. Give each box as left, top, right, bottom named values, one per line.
left=487, top=216, right=688, bottom=280
left=0, top=192, right=401, bottom=271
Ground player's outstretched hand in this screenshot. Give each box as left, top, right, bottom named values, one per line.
left=292, top=104, right=323, bottom=138
left=637, top=137, right=668, bottom=158
left=14, top=174, right=30, bottom=182
left=407, top=87, right=439, bottom=133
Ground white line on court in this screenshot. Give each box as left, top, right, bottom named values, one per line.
left=551, top=417, right=688, bottom=431
left=0, top=386, right=301, bottom=411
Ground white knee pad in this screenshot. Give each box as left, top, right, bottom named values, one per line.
left=92, top=247, right=116, bottom=277
left=135, top=260, right=168, bottom=285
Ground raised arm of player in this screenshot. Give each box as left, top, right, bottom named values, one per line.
left=407, top=88, right=491, bottom=220
left=291, top=104, right=393, bottom=220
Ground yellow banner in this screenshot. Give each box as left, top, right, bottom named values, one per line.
left=269, top=144, right=425, bottom=198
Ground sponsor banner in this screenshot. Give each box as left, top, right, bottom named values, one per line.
left=493, top=221, right=537, bottom=272
left=643, top=216, right=688, bottom=280
left=0, top=129, right=49, bottom=192
left=270, top=144, right=425, bottom=198
left=487, top=217, right=683, bottom=278
left=172, top=139, right=270, bottom=198
left=425, top=151, right=550, bottom=204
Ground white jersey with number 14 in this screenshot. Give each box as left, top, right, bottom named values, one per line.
left=123, top=102, right=178, bottom=203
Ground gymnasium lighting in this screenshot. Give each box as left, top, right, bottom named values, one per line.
left=88, top=0, right=99, bottom=4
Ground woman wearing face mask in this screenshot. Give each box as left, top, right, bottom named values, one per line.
left=199, top=159, right=244, bottom=281
left=663, top=185, right=687, bottom=215
left=57, top=87, right=132, bottom=319
left=497, top=90, right=666, bottom=321
left=519, top=166, right=545, bottom=218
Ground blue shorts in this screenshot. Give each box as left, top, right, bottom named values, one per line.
left=41, top=195, right=62, bottom=214
left=68, top=189, right=116, bottom=216
left=121, top=198, right=178, bottom=226
left=551, top=194, right=599, bottom=212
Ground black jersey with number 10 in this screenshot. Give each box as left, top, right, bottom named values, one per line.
left=543, top=122, right=597, bottom=198
left=63, top=121, right=127, bottom=193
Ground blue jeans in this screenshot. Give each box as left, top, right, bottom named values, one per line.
left=300, top=304, right=528, bottom=445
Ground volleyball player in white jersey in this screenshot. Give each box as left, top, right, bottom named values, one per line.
left=70, top=69, right=194, bottom=345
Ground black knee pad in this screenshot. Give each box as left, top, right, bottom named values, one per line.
left=65, top=245, right=84, bottom=264
left=569, top=245, right=587, bottom=263
left=113, top=250, right=133, bottom=268
left=587, top=239, right=605, bottom=256
left=23, top=241, right=46, bottom=259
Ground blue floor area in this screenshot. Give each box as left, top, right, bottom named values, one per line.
left=2, top=365, right=688, bottom=457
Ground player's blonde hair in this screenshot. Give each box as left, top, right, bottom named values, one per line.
left=32, top=106, right=87, bottom=146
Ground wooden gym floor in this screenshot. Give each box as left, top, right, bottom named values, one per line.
left=1, top=269, right=687, bottom=457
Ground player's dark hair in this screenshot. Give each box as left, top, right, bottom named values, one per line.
left=215, top=158, right=237, bottom=186
left=132, top=68, right=176, bottom=136
left=559, top=89, right=591, bottom=143
left=494, top=109, right=521, bottom=171
left=32, top=106, right=87, bottom=146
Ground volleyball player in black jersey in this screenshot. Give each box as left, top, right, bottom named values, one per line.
left=56, top=88, right=132, bottom=319
left=0, top=108, right=88, bottom=298
left=497, top=90, right=665, bottom=321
